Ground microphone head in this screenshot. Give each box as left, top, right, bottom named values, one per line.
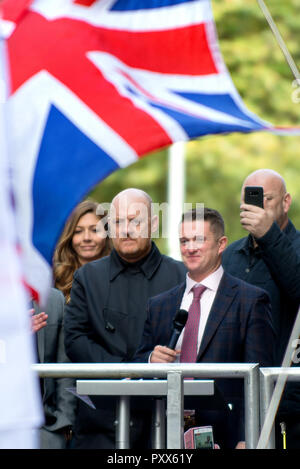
left=173, top=309, right=188, bottom=332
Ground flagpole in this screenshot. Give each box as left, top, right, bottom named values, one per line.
left=257, top=0, right=300, bottom=81
left=167, top=142, right=185, bottom=260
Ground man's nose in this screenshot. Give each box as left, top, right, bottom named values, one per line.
left=185, top=241, right=200, bottom=250
left=118, top=221, right=130, bottom=237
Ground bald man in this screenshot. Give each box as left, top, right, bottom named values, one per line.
left=64, top=188, right=186, bottom=449
left=222, top=169, right=300, bottom=448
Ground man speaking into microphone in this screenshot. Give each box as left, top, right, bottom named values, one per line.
left=135, top=207, right=276, bottom=449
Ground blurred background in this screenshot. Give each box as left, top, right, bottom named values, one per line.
left=88, top=0, right=300, bottom=254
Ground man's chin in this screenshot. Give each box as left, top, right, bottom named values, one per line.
left=185, top=259, right=201, bottom=269
left=114, top=239, right=151, bottom=262
left=121, top=247, right=137, bottom=255
left=118, top=245, right=140, bottom=259
left=120, top=239, right=137, bottom=249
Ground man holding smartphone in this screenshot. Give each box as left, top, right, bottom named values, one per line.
left=222, top=168, right=300, bottom=449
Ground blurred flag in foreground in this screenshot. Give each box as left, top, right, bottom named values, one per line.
left=0, top=38, right=43, bottom=447
left=1, top=0, right=299, bottom=304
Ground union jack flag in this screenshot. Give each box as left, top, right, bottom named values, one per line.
left=0, top=0, right=298, bottom=303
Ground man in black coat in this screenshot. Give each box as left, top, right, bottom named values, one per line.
left=64, top=188, right=186, bottom=449
left=222, top=169, right=300, bottom=449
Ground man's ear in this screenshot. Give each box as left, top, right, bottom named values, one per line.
left=283, top=192, right=292, bottom=214
left=151, top=214, right=159, bottom=234
left=218, top=236, right=228, bottom=255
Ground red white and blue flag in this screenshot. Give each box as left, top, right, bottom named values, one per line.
left=1, top=0, right=299, bottom=303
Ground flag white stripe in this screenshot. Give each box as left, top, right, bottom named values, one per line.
left=89, top=52, right=263, bottom=129
left=0, top=19, right=15, bottom=39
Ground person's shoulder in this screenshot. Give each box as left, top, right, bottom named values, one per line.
left=74, top=254, right=111, bottom=277
left=48, top=287, right=64, bottom=301
left=222, top=237, right=247, bottom=265
left=224, top=271, right=269, bottom=297
left=288, top=219, right=300, bottom=241
left=160, top=254, right=187, bottom=271
left=45, top=288, right=65, bottom=319
left=87, top=254, right=111, bottom=269
left=225, top=236, right=247, bottom=251
left=149, top=282, right=185, bottom=306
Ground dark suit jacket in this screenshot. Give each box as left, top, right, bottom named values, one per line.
left=65, top=243, right=186, bottom=364
left=135, top=271, right=276, bottom=446
left=64, top=243, right=186, bottom=448
left=34, top=288, right=76, bottom=446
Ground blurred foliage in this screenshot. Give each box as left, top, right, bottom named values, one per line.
left=90, top=0, right=300, bottom=252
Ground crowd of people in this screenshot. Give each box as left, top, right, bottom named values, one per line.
left=31, top=168, right=300, bottom=450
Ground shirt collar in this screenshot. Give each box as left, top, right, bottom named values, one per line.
left=236, top=234, right=257, bottom=255
left=185, top=265, right=224, bottom=294
left=109, top=241, right=162, bottom=281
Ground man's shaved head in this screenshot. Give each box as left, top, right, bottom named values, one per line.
left=112, top=188, right=153, bottom=212
left=242, top=169, right=286, bottom=194
left=242, top=168, right=291, bottom=230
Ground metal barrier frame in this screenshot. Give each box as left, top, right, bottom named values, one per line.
left=259, top=367, right=300, bottom=449
left=32, top=362, right=260, bottom=449
left=77, top=378, right=215, bottom=449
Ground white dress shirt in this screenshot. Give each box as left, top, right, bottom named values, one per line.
left=175, top=265, right=224, bottom=360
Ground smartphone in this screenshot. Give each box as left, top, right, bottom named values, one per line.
left=244, top=186, right=264, bottom=208
left=193, top=426, right=214, bottom=449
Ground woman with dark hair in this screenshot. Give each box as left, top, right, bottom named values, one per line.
left=54, top=199, right=111, bottom=302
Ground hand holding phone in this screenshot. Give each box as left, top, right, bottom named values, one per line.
left=241, top=185, right=275, bottom=238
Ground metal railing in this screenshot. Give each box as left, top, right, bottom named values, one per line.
left=32, top=362, right=260, bottom=449
left=76, top=377, right=215, bottom=448
left=259, top=367, right=300, bottom=449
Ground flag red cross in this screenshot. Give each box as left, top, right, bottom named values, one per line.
left=7, top=9, right=217, bottom=155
